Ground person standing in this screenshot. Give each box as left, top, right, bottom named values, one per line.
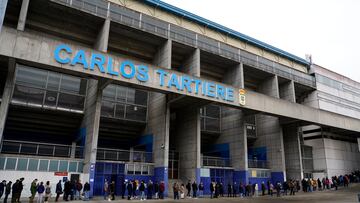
left=11, top=180, right=19, bottom=203
left=75, top=180, right=82, bottom=200
left=186, top=181, right=191, bottom=198
left=173, top=182, right=179, bottom=200
left=232, top=182, right=237, bottom=197
left=127, top=181, right=133, bottom=200
left=37, top=182, right=45, bottom=203
left=44, top=181, right=51, bottom=203
left=147, top=180, right=153, bottom=200
left=198, top=182, right=204, bottom=198
left=227, top=183, right=232, bottom=197
left=55, top=180, right=62, bottom=202
left=109, top=181, right=115, bottom=201
left=254, top=183, right=258, bottom=197
left=192, top=181, right=198, bottom=198
left=29, top=179, right=38, bottom=203
left=121, top=181, right=126, bottom=199
left=209, top=182, right=214, bottom=199
left=17, top=178, right=24, bottom=203
left=154, top=182, right=159, bottom=199
left=180, top=184, right=185, bottom=199
left=267, top=180, right=271, bottom=195
left=159, top=181, right=165, bottom=199
left=3, top=181, right=11, bottom=203
left=139, top=181, right=146, bottom=201
left=0, top=180, right=6, bottom=199
left=63, top=180, right=70, bottom=201
left=103, top=179, right=109, bottom=200
left=239, top=182, right=244, bottom=198
left=261, top=181, right=266, bottom=196
left=83, top=182, right=90, bottom=201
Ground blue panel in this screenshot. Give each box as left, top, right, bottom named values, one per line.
left=233, top=170, right=249, bottom=185
left=248, top=147, right=267, bottom=161
left=271, top=172, right=285, bottom=184
left=89, top=163, right=96, bottom=197
left=154, top=167, right=168, bottom=197
left=200, top=177, right=211, bottom=195
left=143, top=0, right=309, bottom=66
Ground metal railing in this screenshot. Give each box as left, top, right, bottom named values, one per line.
left=1, top=140, right=84, bottom=158
left=96, top=148, right=153, bottom=163
left=202, top=156, right=231, bottom=167
left=51, top=0, right=316, bottom=88
left=248, top=159, right=269, bottom=169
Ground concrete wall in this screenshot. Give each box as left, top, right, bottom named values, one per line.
left=283, top=125, right=303, bottom=180
left=305, top=138, right=360, bottom=178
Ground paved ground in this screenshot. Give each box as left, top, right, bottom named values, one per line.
left=17, top=184, right=360, bottom=202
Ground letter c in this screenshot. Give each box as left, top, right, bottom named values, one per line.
left=54, top=44, right=72, bottom=64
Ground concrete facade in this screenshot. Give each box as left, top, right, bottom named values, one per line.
left=0, top=0, right=360, bottom=198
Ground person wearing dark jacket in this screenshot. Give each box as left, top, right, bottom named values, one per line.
left=109, top=181, right=115, bottom=201
left=227, top=183, right=232, bottom=197
left=70, top=181, right=75, bottom=200
left=17, top=178, right=24, bottom=203
left=83, top=182, right=90, bottom=201
left=75, top=180, right=83, bottom=200
left=55, top=180, right=62, bottom=202
left=127, top=181, right=133, bottom=200
left=37, top=182, right=45, bottom=203
left=261, top=181, right=266, bottom=196
left=232, top=182, right=237, bottom=197
left=186, top=181, right=191, bottom=197
left=63, top=180, right=71, bottom=201
left=210, top=182, right=214, bottom=199
left=0, top=180, right=6, bottom=199
left=191, top=181, right=198, bottom=198
left=11, top=180, right=19, bottom=203
left=121, top=181, right=126, bottom=199
left=154, top=182, right=159, bottom=199
left=4, top=181, right=11, bottom=203
left=147, top=180, right=153, bottom=199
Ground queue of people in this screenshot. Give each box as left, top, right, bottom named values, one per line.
left=0, top=178, right=90, bottom=203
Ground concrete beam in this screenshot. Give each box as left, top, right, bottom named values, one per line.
left=94, top=18, right=110, bottom=52
left=0, top=58, right=16, bottom=144
left=153, top=39, right=172, bottom=69
left=1, top=26, right=360, bottom=132
left=17, top=0, right=30, bottom=31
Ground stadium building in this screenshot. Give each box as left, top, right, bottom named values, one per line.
left=0, top=0, right=359, bottom=197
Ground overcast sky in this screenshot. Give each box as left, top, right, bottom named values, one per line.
left=162, top=0, right=360, bottom=82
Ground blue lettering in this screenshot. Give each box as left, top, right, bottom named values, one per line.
left=206, top=82, right=216, bottom=97
left=193, top=79, right=201, bottom=94
left=167, top=73, right=180, bottom=90
left=137, top=65, right=149, bottom=82
left=181, top=76, right=192, bottom=93
left=70, top=50, right=89, bottom=69
left=226, top=88, right=234, bottom=102
left=120, top=60, right=135, bottom=79
left=202, top=81, right=206, bottom=96
left=156, top=69, right=168, bottom=87
left=54, top=44, right=72, bottom=64
left=106, top=57, right=118, bottom=76
left=90, top=53, right=105, bottom=73
left=217, top=84, right=225, bottom=100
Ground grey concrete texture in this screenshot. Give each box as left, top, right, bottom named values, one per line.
left=1, top=26, right=360, bottom=132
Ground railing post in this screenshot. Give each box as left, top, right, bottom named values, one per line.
left=36, top=144, right=39, bottom=155
left=53, top=146, right=56, bottom=157
left=18, top=143, right=22, bottom=154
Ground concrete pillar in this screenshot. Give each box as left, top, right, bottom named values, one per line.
left=0, top=58, right=16, bottom=144
left=219, top=63, right=248, bottom=184
left=283, top=124, right=303, bottom=180
left=17, top=0, right=30, bottom=31
left=223, top=63, right=244, bottom=88
left=176, top=107, right=201, bottom=184
left=358, top=138, right=360, bottom=152
left=94, top=18, right=110, bottom=52
left=0, top=0, right=8, bottom=33
left=70, top=142, right=76, bottom=159
left=255, top=75, right=286, bottom=183
left=81, top=79, right=103, bottom=197
left=279, top=80, right=296, bottom=102
left=153, top=39, right=171, bottom=69
left=182, top=48, right=200, bottom=77
left=145, top=39, right=172, bottom=195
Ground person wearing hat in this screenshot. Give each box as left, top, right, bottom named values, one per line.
left=0, top=180, right=6, bottom=199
